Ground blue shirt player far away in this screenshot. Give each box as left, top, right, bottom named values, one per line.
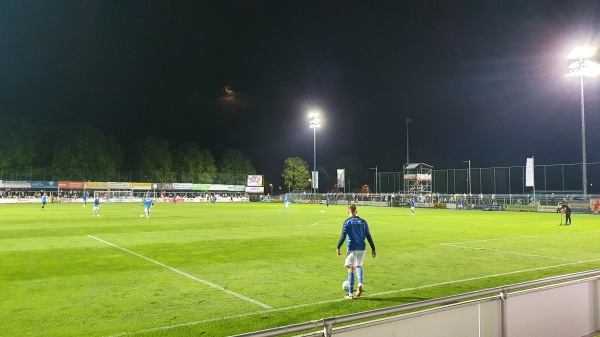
left=143, top=197, right=153, bottom=218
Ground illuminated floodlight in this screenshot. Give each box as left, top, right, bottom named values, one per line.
left=567, top=45, right=597, bottom=60
left=308, top=110, right=321, bottom=193
left=566, top=45, right=598, bottom=196
left=308, top=111, right=321, bottom=128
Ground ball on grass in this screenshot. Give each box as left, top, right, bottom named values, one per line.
left=342, top=280, right=349, bottom=291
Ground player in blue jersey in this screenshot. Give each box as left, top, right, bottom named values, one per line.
left=210, top=194, right=217, bottom=206
left=82, top=193, right=88, bottom=207
left=284, top=196, right=289, bottom=212
left=92, top=196, right=101, bottom=217
left=41, top=193, right=47, bottom=210
left=143, top=194, right=153, bottom=218
left=410, top=198, right=415, bottom=215
left=336, top=204, right=376, bottom=300
left=326, top=196, right=330, bottom=207
left=457, top=197, right=464, bottom=210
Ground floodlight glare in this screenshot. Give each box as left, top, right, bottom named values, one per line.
left=567, top=45, right=597, bottom=60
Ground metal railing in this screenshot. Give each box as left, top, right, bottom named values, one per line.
left=231, top=269, right=600, bottom=337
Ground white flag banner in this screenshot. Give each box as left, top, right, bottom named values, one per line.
left=525, top=157, right=534, bottom=187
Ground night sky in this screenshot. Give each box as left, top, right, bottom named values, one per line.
left=1, top=1, right=600, bottom=186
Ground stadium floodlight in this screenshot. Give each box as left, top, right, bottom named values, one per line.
left=309, top=111, right=321, bottom=194
left=566, top=45, right=599, bottom=196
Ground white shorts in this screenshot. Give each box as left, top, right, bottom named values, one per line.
left=344, top=250, right=366, bottom=268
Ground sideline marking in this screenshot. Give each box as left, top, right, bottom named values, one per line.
left=105, top=257, right=600, bottom=337
left=87, top=235, right=273, bottom=310
left=442, top=243, right=579, bottom=262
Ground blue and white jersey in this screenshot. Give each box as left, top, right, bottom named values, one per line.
left=41, top=195, right=47, bottom=203
left=143, top=198, right=153, bottom=209
left=410, top=200, right=415, bottom=208
left=94, top=198, right=100, bottom=207
left=284, top=197, right=288, bottom=204
left=458, top=198, right=463, bottom=206
left=341, top=216, right=371, bottom=251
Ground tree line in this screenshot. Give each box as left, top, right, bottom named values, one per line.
left=0, top=116, right=376, bottom=192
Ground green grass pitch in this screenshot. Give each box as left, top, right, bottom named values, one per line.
left=2, top=201, right=600, bottom=336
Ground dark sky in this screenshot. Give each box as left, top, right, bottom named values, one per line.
left=1, top=0, right=600, bottom=184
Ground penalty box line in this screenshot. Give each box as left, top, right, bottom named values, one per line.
left=87, top=235, right=273, bottom=310
left=104, top=257, right=600, bottom=337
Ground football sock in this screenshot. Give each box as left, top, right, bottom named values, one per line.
left=356, top=266, right=364, bottom=285
left=348, top=272, right=355, bottom=295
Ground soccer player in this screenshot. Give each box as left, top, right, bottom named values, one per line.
left=143, top=194, right=153, bottom=218
left=210, top=194, right=217, bottom=206
left=336, top=204, right=376, bottom=300
left=326, top=196, right=330, bottom=207
left=457, top=197, right=464, bottom=210
left=41, top=193, right=47, bottom=210
left=92, top=196, right=101, bottom=217
left=562, top=202, right=572, bottom=225
left=82, top=193, right=87, bottom=207
left=284, top=196, right=289, bottom=212
left=172, top=194, right=177, bottom=204
left=410, top=198, right=415, bottom=215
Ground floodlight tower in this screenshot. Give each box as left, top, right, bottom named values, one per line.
left=566, top=45, right=600, bottom=197
left=405, top=119, right=412, bottom=164
left=309, top=111, right=321, bottom=194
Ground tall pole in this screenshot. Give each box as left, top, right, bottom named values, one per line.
left=579, top=62, right=587, bottom=196
left=309, top=111, right=321, bottom=194
left=369, top=166, right=378, bottom=194
left=567, top=45, right=599, bottom=197
left=405, top=119, right=412, bottom=164
left=313, top=126, right=317, bottom=194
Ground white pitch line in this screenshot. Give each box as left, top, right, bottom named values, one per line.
left=445, top=230, right=600, bottom=245
left=442, top=243, right=579, bottom=262
left=105, top=257, right=600, bottom=337
left=87, top=235, right=273, bottom=310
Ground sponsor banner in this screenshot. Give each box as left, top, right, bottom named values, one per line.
left=566, top=201, right=591, bottom=214
left=525, top=157, right=535, bottom=187
left=415, top=202, right=433, bottom=208
left=229, top=185, right=246, bottom=192
left=172, top=183, right=193, bottom=190
left=246, top=175, right=264, bottom=187
left=337, top=169, right=345, bottom=189
left=192, top=184, right=210, bottom=191
left=59, top=181, right=84, bottom=189
left=591, top=198, right=600, bottom=214
left=30, top=181, right=58, bottom=189
left=245, top=186, right=265, bottom=194
left=130, top=182, right=152, bottom=190
left=434, top=203, right=448, bottom=209
left=108, top=182, right=130, bottom=189
left=1, top=180, right=31, bottom=188
left=85, top=182, right=109, bottom=189
left=211, top=184, right=229, bottom=191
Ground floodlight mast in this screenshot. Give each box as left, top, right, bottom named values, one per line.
left=309, top=111, right=321, bottom=194
left=566, top=45, right=599, bottom=197
left=405, top=119, right=412, bottom=165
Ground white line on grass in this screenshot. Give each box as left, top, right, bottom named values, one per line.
left=445, top=230, right=600, bottom=245
left=442, top=243, right=579, bottom=262
left=105, top=257, right=600, bottom=337
left=87, top=235, right=273, bottom=310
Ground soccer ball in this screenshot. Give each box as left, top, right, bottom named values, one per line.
left=342, top=280, right=349, bottom=291
left=139, top=214, right=144, bottom=218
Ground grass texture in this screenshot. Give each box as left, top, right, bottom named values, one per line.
left=2, top=201, right=600, bottom=336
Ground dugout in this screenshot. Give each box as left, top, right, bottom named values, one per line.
left=403, top=163, right=433, bottom=195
